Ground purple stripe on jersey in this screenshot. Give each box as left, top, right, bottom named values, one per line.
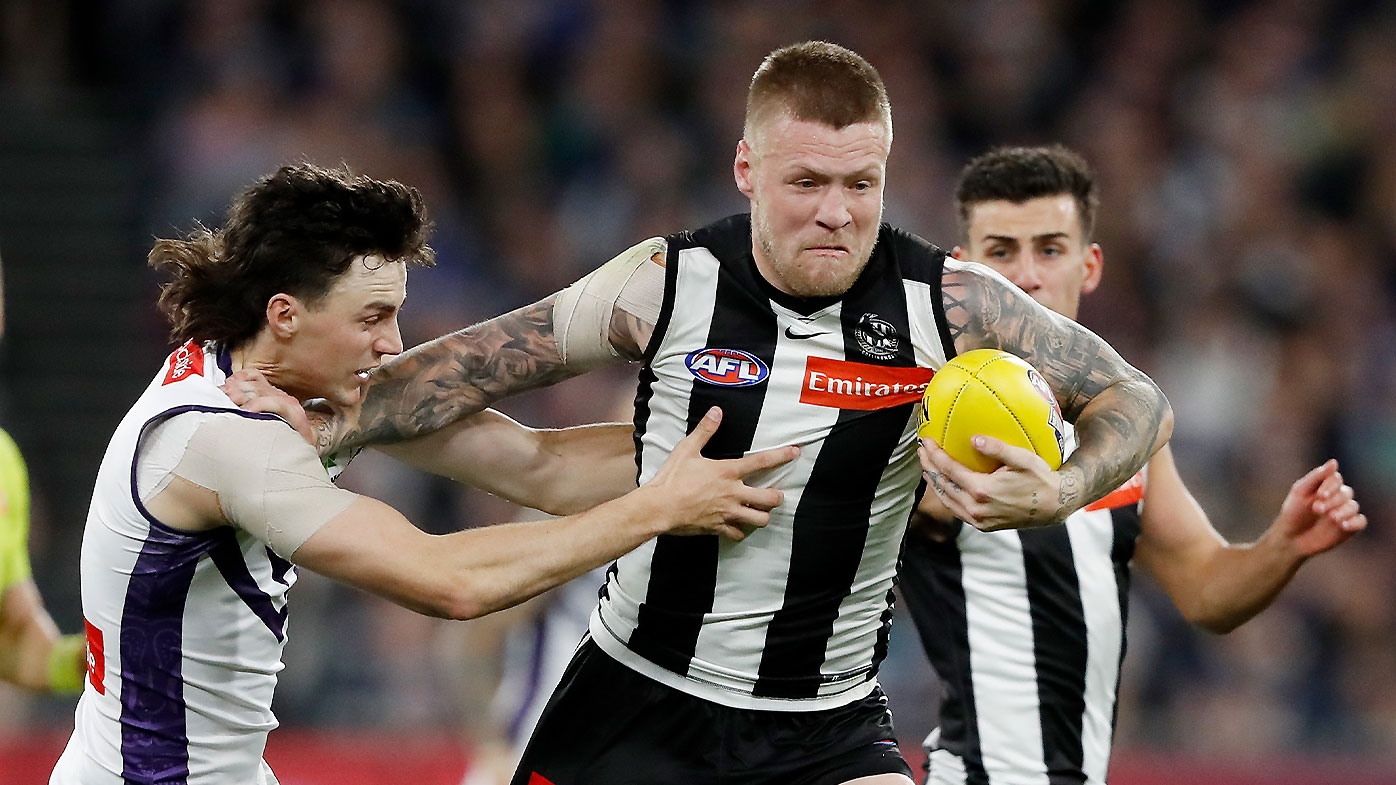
left=119, top=522, right=217, bottom=785
left=215, top=346, right=233, bottom=377
left=117, top=404, right=288, bottom=783
left=266, top=547, right=296, bottom=586
left=210, top=532, right=287, bottom=642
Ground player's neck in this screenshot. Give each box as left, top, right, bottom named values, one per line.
left=229, top=336, right=296, bottom=399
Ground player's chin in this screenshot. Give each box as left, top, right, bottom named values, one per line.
left=794, top=266, right=860, bottom=297
left=328, top=380, right=364, bottom=408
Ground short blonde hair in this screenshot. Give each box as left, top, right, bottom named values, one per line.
left=744, top=41, right=892, bottom=148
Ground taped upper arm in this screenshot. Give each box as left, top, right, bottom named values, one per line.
left=554, top=237, right=666, bottom=367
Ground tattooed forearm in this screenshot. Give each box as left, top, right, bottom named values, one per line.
left=334, top=296, right=580, bottom=451
left=943, top=262, right=1119, bottom=419
left=942, top=260, right=1173, bottom=515
left=1059, top=378, right=1172, bottom=514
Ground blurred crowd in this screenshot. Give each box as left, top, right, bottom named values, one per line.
left=1, top=0, right=1393, bottom=767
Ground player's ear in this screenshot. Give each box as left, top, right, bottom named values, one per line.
left=266, top=293, right=299, bottom=339
left=734, top=139, right=755, bottom=197
left=1081, top=243, right=1103, bottom=295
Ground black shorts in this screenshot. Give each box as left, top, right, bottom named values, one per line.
left=510, top=638, right=912, bottom=785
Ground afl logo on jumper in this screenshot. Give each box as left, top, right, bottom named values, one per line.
left=685, top=348, right=770, bottom=387
left=854, top=313, right=898, bottom=359
left=1026, top=366, right=1067, bottom=456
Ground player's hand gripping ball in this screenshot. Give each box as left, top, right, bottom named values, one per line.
left=917, top=349, right=1066, bottom=473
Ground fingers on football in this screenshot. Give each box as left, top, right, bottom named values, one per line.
left=975, top=436, right=1040, bottom=471
left=921, top=438, right=968, bottom=479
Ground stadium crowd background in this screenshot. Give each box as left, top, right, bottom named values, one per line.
left=0, top=0, right=1393, bottom=779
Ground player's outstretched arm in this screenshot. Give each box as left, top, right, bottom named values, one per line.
left=377, top=413, right=639, bottom=516
left=318, top=239, right=668, bottom=455
left=931, top=260, right=1173, bottom=529
left=294, top=408, right=796, bottom=619
left=222, top=370, right=640, bottom=515
left=325, top=296, right=580, bottom=453
left=1135, top=448, right=1365, bottom=634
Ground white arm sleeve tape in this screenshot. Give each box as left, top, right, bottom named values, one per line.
left=174, top=415, right=359, bottom=558
left=553, top=237, right=667, bottom=369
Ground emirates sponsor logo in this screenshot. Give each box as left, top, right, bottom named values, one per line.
left=799, top=356, right=935, bottom=410
left=163, top=340, right=205, bottom=385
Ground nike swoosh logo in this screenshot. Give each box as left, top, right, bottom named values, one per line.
left=785, top=326, right=830, bottom=340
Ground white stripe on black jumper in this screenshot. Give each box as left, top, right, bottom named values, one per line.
left=611, top=213, right=956, bottom=707
left=630, top=217, right=777, bottom=674
left=901, top=496, right=1143, bottom=785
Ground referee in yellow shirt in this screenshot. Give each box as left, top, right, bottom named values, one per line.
left=0, top=256, right=84, bottom=694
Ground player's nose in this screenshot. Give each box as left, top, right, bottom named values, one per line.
left=1011, top=260, right=1042, bottom=291
left=377, top=318, right=404, bottom=356
left=814, top=189, right=852, bottom=231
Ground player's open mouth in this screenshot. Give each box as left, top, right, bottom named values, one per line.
left=354, top=368, right=374, bottom=381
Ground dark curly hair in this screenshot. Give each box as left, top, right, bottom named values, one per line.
left=955, top=145, right=1099, bottom=242
left=149, top=163, right=435, bottom=348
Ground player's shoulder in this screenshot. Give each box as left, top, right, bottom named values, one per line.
left=194, top=411, right=309, bottom=449
left=608, top=236, right=669, bottom=270
left=881, top=223, right=947, bottom=259
left=157, top=410, right=313, bottom=470
left=677, top=213, right=751, bottom=259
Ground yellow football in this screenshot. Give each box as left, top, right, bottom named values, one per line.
left=917, top=349, right=1066, bottom=473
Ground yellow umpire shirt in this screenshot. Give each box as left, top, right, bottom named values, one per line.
left=0, top=427, right=32, bottom=592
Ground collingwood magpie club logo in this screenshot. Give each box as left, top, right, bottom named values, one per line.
left=853, top=313, right=898, bottom=359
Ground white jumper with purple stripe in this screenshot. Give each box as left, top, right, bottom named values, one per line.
left=52, top=342, right=309, bottom=785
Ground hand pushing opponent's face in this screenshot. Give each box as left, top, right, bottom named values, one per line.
left=736, top=115, right=890, bottom=298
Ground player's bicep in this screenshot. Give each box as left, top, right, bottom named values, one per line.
left=940, top=260, right=1135, bottom=420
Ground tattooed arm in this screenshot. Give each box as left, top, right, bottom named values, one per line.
left=924, top=260, right=1173, bottom=529
left=320, top=241, right=666, bottom=454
